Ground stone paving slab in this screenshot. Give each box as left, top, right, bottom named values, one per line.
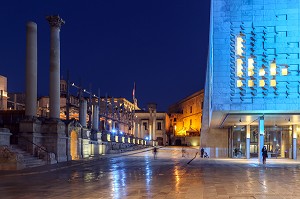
left=1, top=146, right=300, bottom=199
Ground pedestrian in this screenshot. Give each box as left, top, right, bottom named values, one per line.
left=153, top=147, right=158, bottom=159
left=234, top=148, right=238, bottom=157
left=262, top=146, right=268, bottom=164
left=275, top=147, right=279, bottom=159
left=182, top=148, right=186, bottom=157
left=200, top=148, right=204, bottom=158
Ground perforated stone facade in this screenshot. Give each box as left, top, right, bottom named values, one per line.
left=201, top=0, right=300, bottom=158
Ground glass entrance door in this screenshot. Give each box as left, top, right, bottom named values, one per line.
left=232, top=126, right=246, bottom=158
left=249, top=126, right=292, bottom=158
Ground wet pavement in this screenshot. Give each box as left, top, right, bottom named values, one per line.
left=1, top=146, right=300, bottom=199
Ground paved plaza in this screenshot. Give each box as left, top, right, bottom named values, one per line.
left=1, top=146, right=300, bottom=199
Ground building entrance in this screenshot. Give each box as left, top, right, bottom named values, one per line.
left=232, top=125, right=292, bottom=159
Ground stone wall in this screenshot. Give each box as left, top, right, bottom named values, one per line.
left=0, top=128, right=11, bottom=146
left=200, top=128, right=228, bottom=158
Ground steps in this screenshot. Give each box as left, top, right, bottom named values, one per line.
left=10, top=145, right=47, bottom=168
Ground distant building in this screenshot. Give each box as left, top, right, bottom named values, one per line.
left=168, top=90, right=204, bottom=146
left=135, top=103, right=169, bottom=146
left=37, top=80, right=139, bottom=136
left=7, top=93, right=26, bottom=110
left=0, top=75, right=8, bottom=110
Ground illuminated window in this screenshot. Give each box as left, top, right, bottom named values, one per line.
left=270, top=62, right=276, bottom=76
left=237, top=58, right=243, bottom=77
left=248, top=80, right=254, bottom=87
left=107, top=134, right=111, bottom=141
left=115, top=136, right=118, bottom=142
left=259, top=68, right=265, bottom=76
left=157, top=122, right=162, bottom=130
left=143, top=122, right=148, bottom=130
left=282, top=68, right=288, bottom=76
left=236, top=36, right=244, bottom=56
left=270, top=79, right=276, bottom=87
left=248, top=58, right=254, bottom=76
left=237, top=80, right=243, bottom=87
left=259, top=80, right=265, bottom=87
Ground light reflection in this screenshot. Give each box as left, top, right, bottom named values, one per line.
left=144, top=161, right=152, bottom=195
left=174, top=166, right=181, bottom=192
left=83, top=172, right=95, bottom=182
left=109, top=161, right=127, bottom=198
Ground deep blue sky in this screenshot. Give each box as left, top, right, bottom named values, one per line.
left=0, top=0, right=210, bottom=112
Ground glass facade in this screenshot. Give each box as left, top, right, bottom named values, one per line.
left=232, top=125, right=293, bottom=159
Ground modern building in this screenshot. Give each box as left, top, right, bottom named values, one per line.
left=168, top=90, right=203, bottom=146
left=201, top=0, right=300, bottom=162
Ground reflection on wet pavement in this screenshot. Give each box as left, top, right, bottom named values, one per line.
left=1, top=147, right=300, bottom=198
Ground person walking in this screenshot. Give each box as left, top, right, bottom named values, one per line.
left=182, top=148, right=186, bottom=157
left=262, top=146, right=268, bottom=164
left=200, top=148, right=204, bottom=158
left=153, top=147, right=158, bottom=159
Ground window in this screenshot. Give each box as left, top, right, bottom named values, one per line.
left=174, top=118, right=177, bottom=122
left=236, top=36, right=244, bottom=56
left=248, top=80, right=254, bottom=87
left=259, top=80, right=265, bottom=87
left=143, top=122, right=148, bottom=130
left=190, top=119, right=192, bottom=126
left=259, top=68, right=265, bottom=76
left=237, top=80, right=243, bottom=87
left=282, top=68, right=288, bottom=76
left=248, top=58, right=254, bottom=76
left=190, top=106, right=192, bottom=113
left=236, top=58, right=243, bottom=77
left=270, top=61, right=276, bottom=76
left=157, top=122, right=162, bottom=130
left=270, top=79, right=276, bottom=87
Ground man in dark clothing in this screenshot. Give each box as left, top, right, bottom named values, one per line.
left=262, top=146, right=268, bottom=164
left=200, top=148, right=204, bottom=158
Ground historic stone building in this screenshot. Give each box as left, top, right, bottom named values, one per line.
left=168, top=90, right=203, bottom=146
left=135, top=103, right=169, bottom=146
left=0, top=75, right=8, bottom=110
left=201, top=0, right=300, bottom=162
left=0, top=16, right=149, bottom=170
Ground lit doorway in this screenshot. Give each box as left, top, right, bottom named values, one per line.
left=249, top=126, right=292, bottom=158
left=70, top=130, right=79, bottom=160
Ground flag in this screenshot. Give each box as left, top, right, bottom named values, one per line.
left=132, top=82, right=136, bottom=100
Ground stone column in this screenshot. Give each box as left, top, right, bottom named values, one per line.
left=79, top=100, right=87, bottom=127
left=25, top=22, right=37, bottom=118
left=292, top=125, right=297, bottom=160
left=258, top=116, right=264, bottom=164
left=46, top=15, right=65, bottom=119
left=153, top=110, right=156, bottom=141
left=138, top=123, right=141, bottom=138
left=246, top=124, right=250, bottom=159
left=92, top=105, right=99, bottom=131
left=133, top=121, right=137, bottom=137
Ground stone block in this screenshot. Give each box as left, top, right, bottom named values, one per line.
left=0, top=128, right=11, bottom=146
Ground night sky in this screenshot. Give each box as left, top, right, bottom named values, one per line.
left=0, top=0, right=210, bottom=112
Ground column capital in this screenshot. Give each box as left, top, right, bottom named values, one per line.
left=46, top=15, right=65, bottom=29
